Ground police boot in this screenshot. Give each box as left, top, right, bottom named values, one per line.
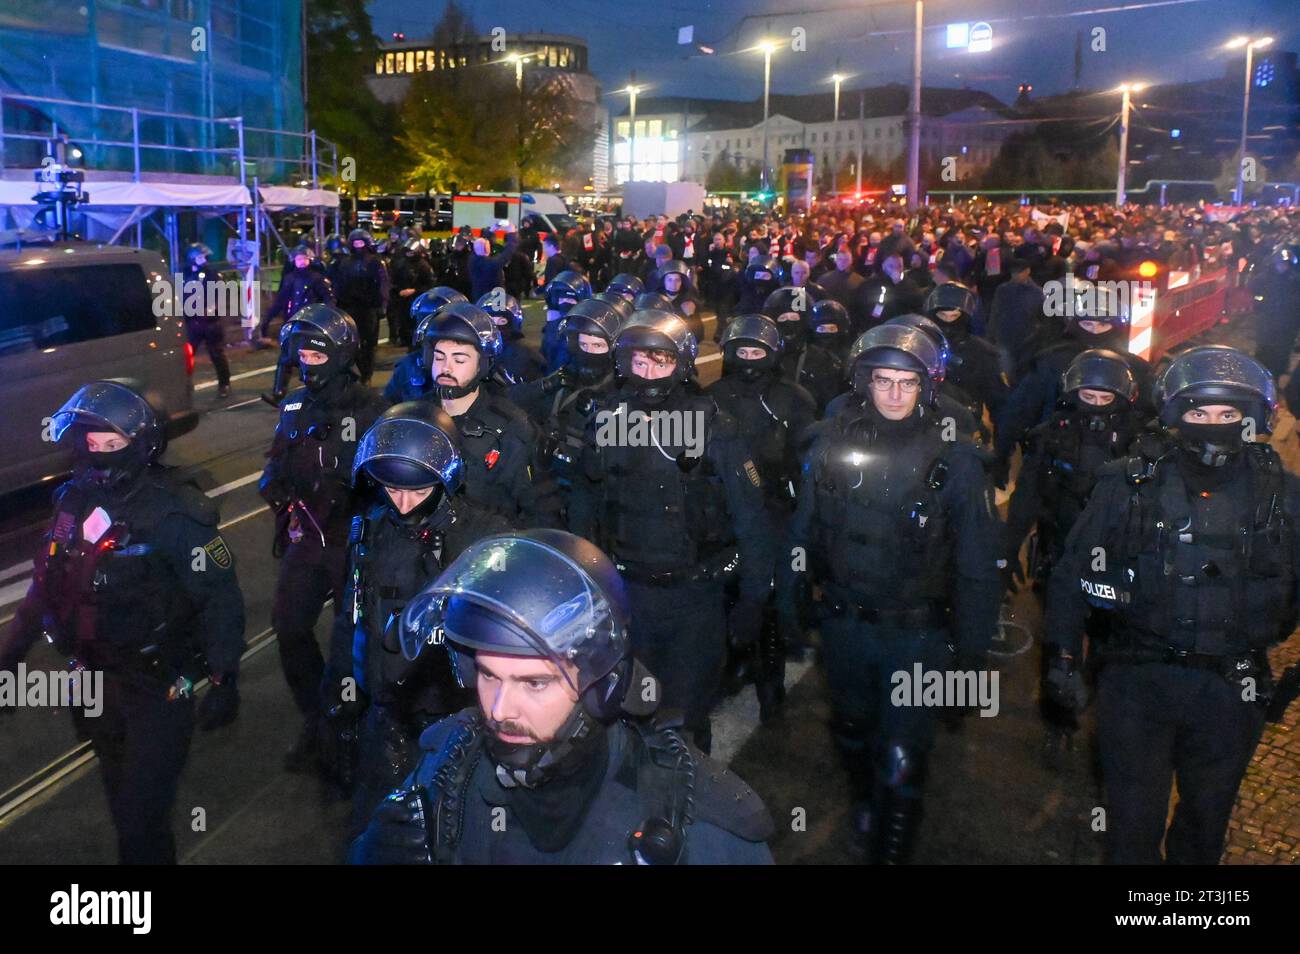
left=720, top=641, right=756, bottom=697
left=754, top=612, right=786, bottom=723
left=284, top=713, right=325, bottom=774
left=830, top=719, right=875, bottom=857
left=874, top=791, right=923, bottom=866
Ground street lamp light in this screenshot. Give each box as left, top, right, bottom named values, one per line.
left=754, top=41, right=776, bottom=193
left=1114, top=83, right=1145, bottom=206
left=1225, top=35, right=1274, bottom=204
left=612, top=81, right=644, bottom=186
left=505, top=53, right=535, bottom=192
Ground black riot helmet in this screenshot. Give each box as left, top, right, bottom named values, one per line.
left=324, top=233, right=344, bottom=256
left=763, top=285, right=813, bottom=349
left=289, top=243, right=314, bottom=265
left=884, top=314, right=951, bottom=383
left=606, top=273, right=644, bottom=302
left=565, top=298, right=624, bottom=385
left=186, top=242, right=212, bottom=267
left=347, top=228, right=375, bottom=252
left=476, top=289, right=525, bottom=337
left=1062, top=348, right=1139, bottom=407
left=720, top=314, right=782, bottom=381
left=593, top=291, right=634, bottom=323
left=353, top=402, right=463, bottom=521
left=545, top=270, right=592, bottom=314
left=632, top=291, right=675, bottom=314
left=744, top=256, right=785, bottom=299
left=410, top=287, right=470, bottom=349
left=847, top=324, right=944, bottom=403
left=1154, top=348, right=1274, bottom=436
left=52, top=378, right=167, bottom=491
left=657, top=258, right=694, bottom=295
left=925, top=281, right=978, bottom=339
left=808, top=298, right=851, bottom=348
left=280, top=303, right=360, bottom=390
left=424, top=301, right=504, bottom=399
left=399, top=530, right=650, bottom=788
left=1064, top=278, right=1131, bottom=349
left=614, top=309, right=698, bottom=401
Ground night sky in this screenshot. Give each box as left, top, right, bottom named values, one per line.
left=368, top=0, right=1297, bottom=105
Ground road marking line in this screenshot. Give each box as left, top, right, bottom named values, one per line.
left=0, top=561, right=32, bottom=583
left=206, top=472, right=261, bottom=498
left=222, top=397, right=265, bottom=410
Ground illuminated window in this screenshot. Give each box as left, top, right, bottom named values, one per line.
left=385, top=53, right=394, bottom=74
left=648, top=119, right=662, bottom=138
left=617, top=121, right=630, bottom=139
left=559, top=47, right=569, bottom=68
left=549, top=47, right=558, bottom=67
left=376, top=57, right=384, bottom=74
left=415, top=50, right=424, bottom=71
left=635, top=120, right=646, bottom=139
left=406, top=51, right=415, bottom=72
left=460, top=55, right=467, bottom=66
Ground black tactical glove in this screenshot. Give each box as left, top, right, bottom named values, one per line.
left=1044, top=652, right=1088, bottom=714
left=196, top=675, right=239, bottom=730
left=348, top=787, right=436, bottom=865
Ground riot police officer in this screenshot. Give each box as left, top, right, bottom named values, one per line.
left=383, top=287, right=468, bottom=405
left=181, top=243, right=233, bottom=398
left=736, top=255, right=785, bottom=318
left=263, top=244, right=336, bottom=346
left=995, top=281, right=1152, bottom=487
left=658, top=258, right=702, bottom=325
left=333, top=229, right=390, bottom=385
left=605, top=272, right=644, bottom=303
left=390, top=238, right=435, bottom=347
left=781, top=325, right=1003, bottom=863
left=348, top=529, right=775, bottom=864
left=423, top=302, right=563, bottom=528
left=325, top=403, right=510, bottom=836
left=1043, top=346, right=1300, bottom=865
left=567, top=311, right=774, bottom=752
left=477, top=288, right=546, bottom=383
left=2, top=380, right=245, bottom=863
left=924, top=281, right=1009, bottom=438
left=508, top=298, right=624, bottom=507
left=541, top=270, right=592, bottom=373
left=260, top=305, right=387, bottom=771
left=764, top=287, right=844, bottom=413
left=706, top=314, right=817, bottom=721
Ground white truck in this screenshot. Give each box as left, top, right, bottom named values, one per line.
left=621, top=181, right=707, bottom=221
left=451, top=191, right=577, bottom=241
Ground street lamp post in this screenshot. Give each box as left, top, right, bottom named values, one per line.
left=906, top=0, right=923, bottom=209
left=831, top=72, right=844, bottom=196
left=1227, top=35, right=1273, bottom=205
left=1115, top=83, right=1142, bottom=207
left=627, top=82, right=639, bottom=184
left=506, top=53, right=533, bottom=193
left=760, top=42, right=774, bottom=194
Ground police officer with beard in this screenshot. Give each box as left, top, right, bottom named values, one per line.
left=780, top=325, right=1003, bottom=863
left=325, top=403, right=510, bottom=837
left=477, top=289, right=546, bottom=384
left=509, top=298, right=624, bottom=507
left=348, top=530, right=775, bottom=865
left=423, top=302, right=563, bottom=529
left=924, top=282, right=1009, bottom=439
left=706, top=315, right=817, bottom=721
left=541, top=270, right=592, bottom=373
left=260, top=305, right=387, bottom=771
left=181, top=243, right=234, bottom=398
left=764, top=287, right=844, bottom=413
left=1044, top=347, right=1300, bottom=864
left=2, top=380, right=245, bottom=863
left=383, top=288, right=468, bottom=406
left=995, top=282, right=1152, bottom=487
left=568, top=313, right=775, bottom=752
left=333, top=230, right=390, bottom=385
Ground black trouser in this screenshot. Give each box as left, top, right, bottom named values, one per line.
left=72, top=670, right=195, bottom=865
left=625, top=578, right=726, bottom=750
left=1097, top=661, right=1266, bottom=864
left=186, top=317, right=231, bottom=389
left=351, top=307, right=381, bottom=382
left=272, top=539, right=349, bottom=722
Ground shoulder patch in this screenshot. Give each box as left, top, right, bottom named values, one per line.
left=202, top=535, right=233, bottom=569
left=690, top=758, right=776, bottom=844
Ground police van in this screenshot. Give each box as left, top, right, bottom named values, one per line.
left=452, top=192, right=577, bottom=242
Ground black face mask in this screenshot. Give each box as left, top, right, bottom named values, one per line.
left=1072, top=393, right=1121, bottom=416
left=934, top=313, right=971, bottom=340
left=573, top=349, right=613, bottom=385
left=775, top=319, right=806, bottom=348
left=625, top=371, right=677, bottom=404
left=73, top=441, right=147, bottom=493
left=1177, top=422, right=1245, bottom=467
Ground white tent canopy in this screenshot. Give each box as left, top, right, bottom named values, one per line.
left=0, top=180, right=251, bottom=208
left=258, top=186, right=339, bottom=211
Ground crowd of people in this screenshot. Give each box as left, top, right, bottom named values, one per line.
left=5, top=193, right=1300, bottom=867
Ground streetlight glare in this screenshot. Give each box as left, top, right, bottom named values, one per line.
left=1226, top=36, right=1249, bottom=49
left=754, top=40, right=777, bottom=55
left=1258, top=36, right=1274, bottom=48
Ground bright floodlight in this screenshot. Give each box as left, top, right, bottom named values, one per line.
left=1226, top=36, right=1249, bottom=49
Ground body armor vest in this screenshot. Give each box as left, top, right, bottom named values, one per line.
left=709, top=375, right=802, bottom=508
